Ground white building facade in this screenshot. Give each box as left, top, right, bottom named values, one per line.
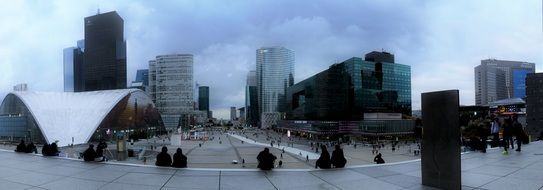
left=149, top=54, right=194, bottom=130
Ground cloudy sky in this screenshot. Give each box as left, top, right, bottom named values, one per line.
left=0, top=0, right=541, bottom=119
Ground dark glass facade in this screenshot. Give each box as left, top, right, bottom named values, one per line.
left=83, top=11, right=127, bottom=91
left=526, top=73, right=543, bottom=138
left=246, top=86, right=259, bottom=126
left=286, top=57, right=411, bottom=120
left=198, top=86, right=210, bottom=114
left=135, top=69, right=149, bottom=86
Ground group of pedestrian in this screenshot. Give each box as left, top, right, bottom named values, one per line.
left=42, top=142, right=59, bottom=156
left=315, top=145, right=347, bottom=169
left=155, top=146, right=187, bottom=168
left=82, top=141, right=108, bottom=162
left=14, top=140, right=37, bottom=154
left=501, top=114, right=526, bottom=153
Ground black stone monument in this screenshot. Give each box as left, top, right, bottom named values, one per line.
left=421, top=90, right=461, bottom=190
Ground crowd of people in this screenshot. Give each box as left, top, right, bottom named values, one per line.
left=467, top=114, right=528, bottom=154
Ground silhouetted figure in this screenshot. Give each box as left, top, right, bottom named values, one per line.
left=26, top=142, right=37, bottom=154
left=15, top=140, right=26, bottom=153
left=490, top=117, right=500, bottom=147
left=171, top=148, right=187, bottom=168
left=42, top=144, right=50, bottom=155
left=331, top=145, right=347, bottom=168
left=156, top=146, right=172, bottom=167
left=503, top=118, right=514, bottom=153
left=257, top=148, right=276, bottom=170
left=512, top=114, right=525, bottom=152
left=374, top=153, right=385, bottom=164
left=315, top=145, right=331, bottom=169
left=83, top=144, right=97, bottom=162
left=96, top=141, right=107, bottom=159
left=49, top=142, right=60, bottom=156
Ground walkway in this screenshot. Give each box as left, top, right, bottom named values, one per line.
left=0, top=141, right=542, bottom=190
left=227, top=133, right=320, bottom=159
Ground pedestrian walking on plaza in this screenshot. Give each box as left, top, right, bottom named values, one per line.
left=171, top=148, right=187, bottom=168
left=374, top=153, right=385, bottom=164
left=15, top=140, right=26, bottom=153
left=512, top=114, right=525, bottom=152
left=257, top=148, right=277, bottom=170
left=83, top=144, right=97, bottom=162
left=502, top=118, right=514, bottom=154
left=331, top=145, right=347, bottom=168
left=315, top=145, right=331, bottom=169
left=156, top=146, right=172, bottom=167
left=490, top=117, right=500, bottom=147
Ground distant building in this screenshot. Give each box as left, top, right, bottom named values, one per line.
left=256, top=46, right=295, bottom=128
left=13, top=84, right=28, bottom=92
left=280, top=51, right=413, bottom=138
left=129, top=69, right=149, bottom=92
left=63, top=40, right=85, bottom=92
left=238, top=107, right=245, bottom=124
left=475, top=59, right=535, bottom=105
left=526, top=73, right=543, bottom=138
left=230, top=107, right=237, bottom=121
left=198, top=86, right=210, bottom=118
left=83, top=11, right=127, bottom=91
left=245, top=70, right=258, bottom=127
left=149, top=54, right=194, bottom=130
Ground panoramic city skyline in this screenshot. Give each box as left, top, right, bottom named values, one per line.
left=0, top=1, right=541, bottom=119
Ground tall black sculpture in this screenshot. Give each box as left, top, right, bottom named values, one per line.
left=421, top=90, right=461, bottom=190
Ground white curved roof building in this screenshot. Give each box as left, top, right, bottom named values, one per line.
left=0, top=89, right=165, bottom=147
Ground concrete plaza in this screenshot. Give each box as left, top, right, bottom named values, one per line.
left=1, top=141, right=542, bottom=190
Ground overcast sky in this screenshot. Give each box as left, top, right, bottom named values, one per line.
left=0, top=0, right=542, bottom=119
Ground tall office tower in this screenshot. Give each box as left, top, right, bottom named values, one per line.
left=130, top=69, right=149, bottom=91
left=83, top=11, right=127, bottom=91
left=198, top=86, right=210, bottom=118
left=149, top=54, right=194, bottom=130
left=526, top=73, right=543, bottom=138
left=256, top=47, right=295, bottom=128
left=63, top=40, right=85, bottom=92
left=245, top=70, right=258, bottom=127
left=230, top=107, right=237, bottom=121
left=475, top=59, right=535, bottom=105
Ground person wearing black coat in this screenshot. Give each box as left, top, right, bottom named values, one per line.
left=315, top=145, right=331, bottom=169
left=46, top=142, right=60, bottom=156
left=26, top=142, right=37, bottom=154
left=42, top=143, right=50, bottom=155
left=374, top=153, right=385, bottom=164
left=156, top=146, right=172, bottom=167
left=502, top=118, right=514, bottom=152
left=331, top=145, right=347, bottom=168
left=15, top=140, right=26, bottom=153
left=83, top=144, right=97, bottom=162
left=257, top=148, right=276, bottom=170
left=512, top=114, right=525, bottom=152
left=171, top=148, right=187, bottom=168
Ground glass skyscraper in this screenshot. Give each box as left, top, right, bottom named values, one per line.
left=256, top=46, right=295, bottom=128
left=285, top=52, right=411, bottom=121
left=245, top=71, right=258, bottom=127
left=63, top=40, right=84, bottom=92
left=83, top=11, right=127, bottom=91
left=198, top=86, right=210, bottom=118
